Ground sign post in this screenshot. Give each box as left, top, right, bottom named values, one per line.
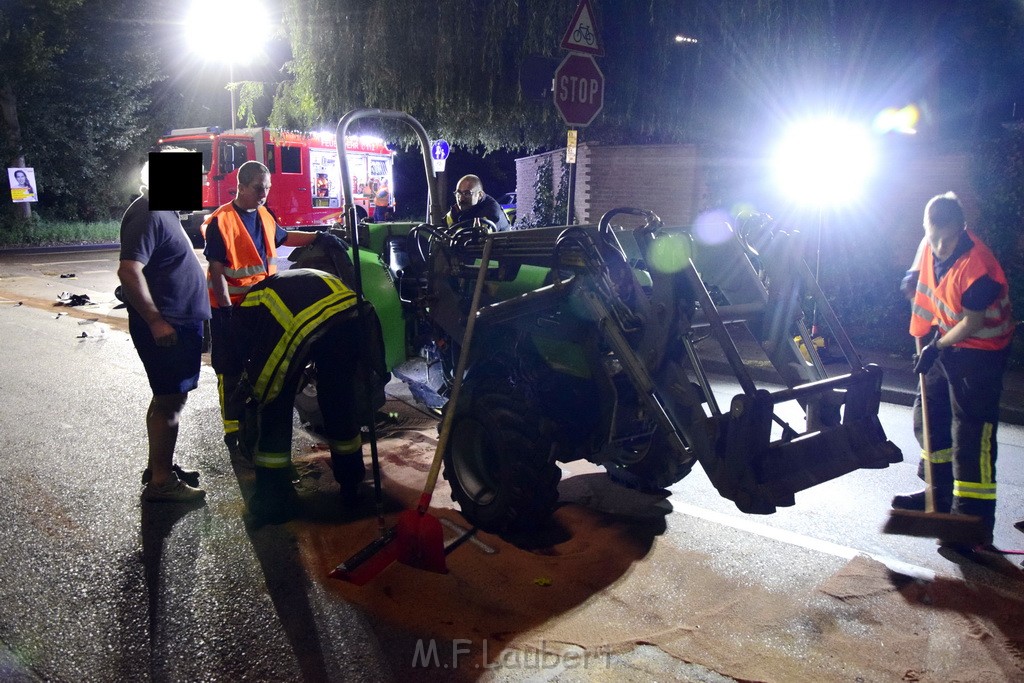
left=553, top=0, right=605, bottom=226
left=431, top=139, right=451, bottom=210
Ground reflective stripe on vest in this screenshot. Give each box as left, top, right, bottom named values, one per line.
left=207, top=203, right=278, bottom=307
left=242, top=275, right=357, bottom=404
left=908, top=230, right=1012, bottom=350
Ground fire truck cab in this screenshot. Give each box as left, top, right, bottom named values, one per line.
left=155, top=127, right=395, bottom=245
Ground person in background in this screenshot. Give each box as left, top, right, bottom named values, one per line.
left=203, top=161, right=319, bottom=452
left=891, top=192, right=1014, bottom=551
left=232, top=268, right=371, bottom=524
left=117, top=162, right=209, bottom=503
left=373, top=179, right=391, bottom=222
left=446, top=174, right=511, bottom=231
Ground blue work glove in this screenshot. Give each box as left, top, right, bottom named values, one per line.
left=913, top=333, right=940, bottom=375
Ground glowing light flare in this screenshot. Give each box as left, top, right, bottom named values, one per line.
left=185, top=0, right=271, bottom=64
left=692, top=210, right=734, bottom=246
left=872, top=104, right=919, bottom=135
left=674, top=35, right=699, bottom=45
left=648, top=232, right=693, bottom=274
left=772, top=118, right=877, bottom=207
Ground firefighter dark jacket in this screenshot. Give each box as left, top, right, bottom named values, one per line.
left=235, top=268, right=360, bottom=404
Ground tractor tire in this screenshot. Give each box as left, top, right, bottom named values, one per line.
left=442, top=386, right=561, bottom=534
left=605, top=430, right=697, bottom=492
left=605, top=363, right=707, bottom=493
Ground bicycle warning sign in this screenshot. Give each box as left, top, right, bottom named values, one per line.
left=559, top=0, right=604, bottom=56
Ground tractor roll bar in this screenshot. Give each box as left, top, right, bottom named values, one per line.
left=335, top=109, right=446, bottom=297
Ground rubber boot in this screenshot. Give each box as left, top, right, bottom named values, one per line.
left=331, top=450, right=366, bottom=508
left=890, top=489, right=952, bottom=514
left=248, top=467, right=299, bottom=525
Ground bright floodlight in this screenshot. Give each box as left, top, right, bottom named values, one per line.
left=772, top=118, right=877, bottom=207
left=185, top=0, right=271, bottom=64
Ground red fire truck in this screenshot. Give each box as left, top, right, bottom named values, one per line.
left=155, top=127, right=395, bottom=244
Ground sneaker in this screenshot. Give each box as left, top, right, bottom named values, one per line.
left=891, top=490, right=952, bottom=514
left=142, top=464, right=200, bottom=488
left=142, top=478, right=206, bottom=503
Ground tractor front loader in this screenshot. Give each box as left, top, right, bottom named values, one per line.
left=418, top=208, right=901, bottom=533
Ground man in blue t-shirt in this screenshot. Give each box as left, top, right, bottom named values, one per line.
left=118, top=163, right=211, bottom=503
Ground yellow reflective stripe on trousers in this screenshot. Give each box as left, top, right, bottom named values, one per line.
left=252, top=290, right=357, bottom=403
left=920, top=448, right=953, bottom=464
left=979, top=422, right=994, bottom=483
left=329, top=435, right=362, bottom=454
left=953, top=422, right=997, bottom=500
left=255, top=451, right=291, bottom=468
left=217, top=373, right=239, bottom=434
left=953, top=481, right=996, bottom=500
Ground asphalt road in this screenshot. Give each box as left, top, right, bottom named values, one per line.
left=0, top=248, right=1022, bottom=681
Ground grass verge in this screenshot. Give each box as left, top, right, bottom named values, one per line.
left=0, top=218, right=120, bottom=248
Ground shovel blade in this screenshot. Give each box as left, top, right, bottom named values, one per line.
left=396, top=509, right=449, bottom=574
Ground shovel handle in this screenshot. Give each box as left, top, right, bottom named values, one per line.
left=419, top=236, right=495, bottom=511
left=916, top=336, right=936, bottom=514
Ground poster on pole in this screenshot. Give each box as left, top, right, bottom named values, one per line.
left=8, top=167, right=38, bottom=203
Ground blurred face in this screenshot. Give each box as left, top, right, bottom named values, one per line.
left=454, top=180, right=481, bottom=211
left=14, top=171, right=27, bottom=185
left=237, top=173, right=271, bottom=210
left=925, top=220, right=961, bottom=262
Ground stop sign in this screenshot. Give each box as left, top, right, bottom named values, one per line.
left=553, top=54, right=605, bottom=127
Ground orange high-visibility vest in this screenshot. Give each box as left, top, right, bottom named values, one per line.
left=909, top=229, right=1013, bottom=350
left=205, top=203, right=278, bottom=307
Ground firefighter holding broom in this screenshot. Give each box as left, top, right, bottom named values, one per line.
left=890, top=192, right=1014, bottom=551
left=230, top=267, right=381, bottom=524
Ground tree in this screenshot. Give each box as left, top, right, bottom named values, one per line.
left=0, top=0, right=161, bottom=225
left=274, top=0, right=838, bottom=151
left=0, top=0, right=83, bottom=219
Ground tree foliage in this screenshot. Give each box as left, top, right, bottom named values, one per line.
left=1, top=0, right=161, bottom=224
left=273, top=0, right=837, bottom=151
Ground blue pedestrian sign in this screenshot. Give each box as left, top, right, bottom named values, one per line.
left=431, top=140, right=450, bottom=161
left=431, top=140, right=450, bottom=172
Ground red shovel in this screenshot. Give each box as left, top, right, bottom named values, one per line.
left=331, top=235, right=494, bottom=582
left=394, top=235, right=494, bottom=573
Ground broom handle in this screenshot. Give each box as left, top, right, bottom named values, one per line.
left=417, top=235, right=495, bottom=513
left=916, top=336, right=936, bottom=514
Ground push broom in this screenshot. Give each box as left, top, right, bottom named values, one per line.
left=882, top=337, right=990, bottom=545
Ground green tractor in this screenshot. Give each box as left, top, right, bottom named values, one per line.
left=296, top=109, right=902, bottom=535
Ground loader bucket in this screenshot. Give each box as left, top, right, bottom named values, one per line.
left=704, top=364, right=902, bottom=514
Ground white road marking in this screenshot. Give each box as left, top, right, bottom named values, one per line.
left=31, top=259, right=113, bottom=266
left=670, top=498, right=936, bottom=581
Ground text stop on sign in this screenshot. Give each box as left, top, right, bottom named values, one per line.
left=553, top=53, right=604, bottom=127
left=559, top=75, right=600, bottom=104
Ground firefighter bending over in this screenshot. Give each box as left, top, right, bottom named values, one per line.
left=232, top=268, right=372, bottom=524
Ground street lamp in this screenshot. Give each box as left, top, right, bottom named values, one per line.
left=771, top=117, right=877, bottom=272
left=772, top=117, right=876, bottom=208
left=771, top=117, right=877, bottom=335
left=184, top=0, right=271, bottom=131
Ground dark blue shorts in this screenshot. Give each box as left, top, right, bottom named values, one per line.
left=128, top=314, right=204, bottom=395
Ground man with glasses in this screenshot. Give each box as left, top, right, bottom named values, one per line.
left=446, top=174, right=511, bottom=231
